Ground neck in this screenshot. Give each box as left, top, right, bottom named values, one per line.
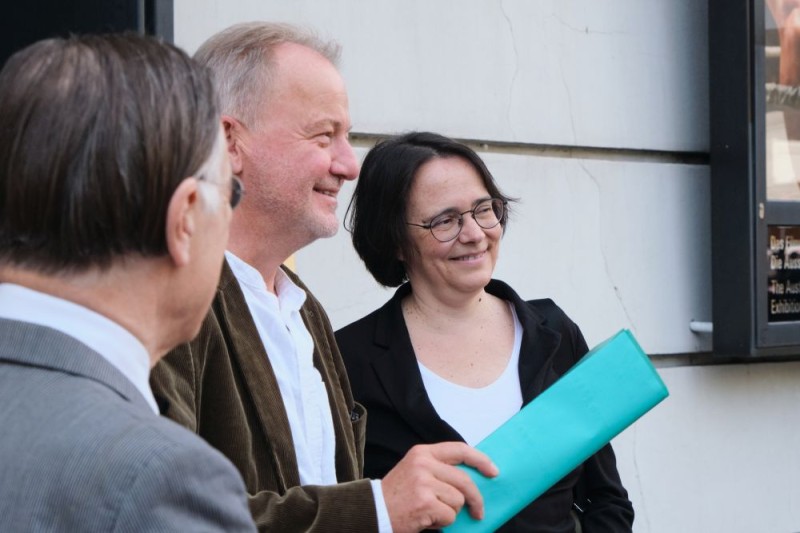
left=1, top=260, right=178, bottom=366
left=403, top=285, right=490, bottom=330
left=228, top=214, right=311, bottom=294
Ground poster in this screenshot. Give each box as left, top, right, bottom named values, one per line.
left=767, top=225, right=800, bottom=321
left=765, top=0, right=800, bottom=200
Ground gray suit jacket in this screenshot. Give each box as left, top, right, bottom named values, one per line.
left=0, top=318, right=256, bottom=532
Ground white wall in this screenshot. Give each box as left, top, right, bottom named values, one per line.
left=177, top=1, right=708, bottom=152
left=615, top=362, right=800, bottom=532
left=175, top=1, right=800, bottom=531
left=300, top=150, right=712, bottom=355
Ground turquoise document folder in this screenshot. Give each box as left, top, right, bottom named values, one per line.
left=445, top=329, right=668, bottom=532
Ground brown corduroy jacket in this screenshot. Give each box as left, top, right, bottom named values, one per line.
left=150, top=260, right=378, bottom=532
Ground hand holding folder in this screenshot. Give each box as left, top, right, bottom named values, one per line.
left=445, top=329, right=669, bottom=532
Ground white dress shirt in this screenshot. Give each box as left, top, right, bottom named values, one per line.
left=226, top=251, right=337, bottom=485
left=0, top=283, right=158, bottom=414
left=225, top=252, right=391, bottom=532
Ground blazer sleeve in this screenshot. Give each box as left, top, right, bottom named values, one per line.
left=569, top=320, right=634, bottom=531
left=577, top=443, right=635, bottom=532
left=247, top=479, right=377, bottom=532
left=529, top=299, right=635, bottom=531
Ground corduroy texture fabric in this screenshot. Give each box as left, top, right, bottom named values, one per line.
left=0, top=319, right=255, bottom=532
left=151, top=260, right=378, bottom=532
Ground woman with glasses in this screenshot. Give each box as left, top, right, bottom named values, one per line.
left=335, top=132, right=633, bottom=532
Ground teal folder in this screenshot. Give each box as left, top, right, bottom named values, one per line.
left=445, top=329, right=668, bottom=532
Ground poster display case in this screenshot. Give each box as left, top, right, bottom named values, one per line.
left=711, top=0, right=800, bottom=356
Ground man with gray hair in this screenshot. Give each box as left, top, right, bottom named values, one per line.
left=151, top=22, right=496, bottom=532
left=0, top=33, right=254, bottom=531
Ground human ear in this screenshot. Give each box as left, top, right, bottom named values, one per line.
left=164, top=177, right=200, bottom=268
left=222, top=115, right=244, bottom=175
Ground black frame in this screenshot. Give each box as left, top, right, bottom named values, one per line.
left=710, top=0, right=800, bottom=357
left=2, top=0, right=173, bottom=67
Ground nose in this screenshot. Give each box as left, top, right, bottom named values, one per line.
left=457, top=213, right=485, bottom=243
left=331, top=137, right=360, bottom=181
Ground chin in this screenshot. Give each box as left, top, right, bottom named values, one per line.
left=475, top=269, right=495, bottom=285
left=309, top=219, right=339, bottom=240
left=455, top=273, right=494, bottom=293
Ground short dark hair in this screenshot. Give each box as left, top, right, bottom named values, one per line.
left=347, top=131, right=514, bottom=287
left=0, top=33, right=220, bottom=273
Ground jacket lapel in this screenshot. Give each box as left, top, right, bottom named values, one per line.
left=288, top=268, right=361, bottom=483
left=370, top=285, right=463, bottom=444
left=485, top=280, right=564, bottom=405
left=0, top=318, right=152, bottom=412
left=214, top=261, right=300, bottom=488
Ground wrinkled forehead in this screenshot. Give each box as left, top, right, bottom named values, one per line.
left=265, top=43, right=349, bottom=111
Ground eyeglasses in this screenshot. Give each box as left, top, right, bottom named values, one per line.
left=407, top=198, right=506, bottom=242
left=199, top=175, right=245, bottom=209
left=227, top=176, right=244, bottom=208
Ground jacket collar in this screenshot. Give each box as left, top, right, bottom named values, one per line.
left=484, top=280, right=563, bottom=403
left=0, top=318, right=152, bottom=411
left=369, top=280, right=563, bottom=443
left=214, top=259, right=361, bottom=486
left=215, top=260, right=301, bottom=486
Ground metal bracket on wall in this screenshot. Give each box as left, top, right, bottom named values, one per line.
left=689, top=321, right=713, bottom=334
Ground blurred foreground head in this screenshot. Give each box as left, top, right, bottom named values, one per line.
left=0, top=33, right=222, bottom=273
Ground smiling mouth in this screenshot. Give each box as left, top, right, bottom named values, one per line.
left=315, top=188, right=339, bottom=198
left=452, top=251, right=485, bottom=261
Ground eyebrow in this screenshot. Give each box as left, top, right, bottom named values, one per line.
left=425, top=195, right=494, bottom=221
left=306, top=118, right=350, bottom=133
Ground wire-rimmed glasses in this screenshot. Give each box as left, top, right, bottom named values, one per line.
left=407, top=198, right=506, bottom=242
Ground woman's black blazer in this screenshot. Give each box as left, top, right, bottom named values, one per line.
left=335, top=279, right=634, bottom=532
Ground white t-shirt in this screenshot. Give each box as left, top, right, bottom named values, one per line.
left=418, top=303, right=524, bottom=446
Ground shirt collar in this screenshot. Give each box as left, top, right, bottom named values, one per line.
left=0, top=283, right=158, bottom=413
left=225, top=251, right=307, bottom=313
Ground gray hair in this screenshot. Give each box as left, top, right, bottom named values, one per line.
left=194, top=21, right=341, bottom=128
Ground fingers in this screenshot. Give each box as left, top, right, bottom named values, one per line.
left=412, top=442, right=499, bottom=520
left=381, top=442, right=499, bottom=531
left=426, top=456, right=485, bottom=520
left=423, top=441, right=499, bottom=477
left=435, top=481, right=466, bottom=514
left=382, top=461, right=461, bottom=532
